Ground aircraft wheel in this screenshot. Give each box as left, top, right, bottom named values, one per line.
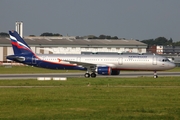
left=91, top=73, right=96, bottom=78
left=84, top=73, right=90, bottom=78
left=153, top=75, right=158, bottom=78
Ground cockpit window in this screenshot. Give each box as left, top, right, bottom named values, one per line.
left=162, top=58, right=170, bottom=62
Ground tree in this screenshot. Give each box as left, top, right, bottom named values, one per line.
left=173, top=41, right=180, bottom=46
left=168, top=38, right=173, bottom=45
left=0, top=32, right=9, bottom=37
left=111, top=36, right=118, bottom=39
left=29, top=35, right=36, bottom=37
left=53, top=33, right=62, bottom=36
left=106, top=36, right=111, bottom=39
left=87, top=35, right=98, bottom=39
left=98, top=35, right=119, bottom=39
left=40, top=32, right=62, bottom=36
left=141, top=39, right=155, bottom=46
left=141, top=37, right=174, bottom=46
left=99, top=35, right=106, bottom=39
left=154, top=37, right=168, bottom=45
left=40, top=32, right=53, bottom=36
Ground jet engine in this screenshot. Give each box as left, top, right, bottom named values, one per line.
left=96, top=67, right=120, bottom=75
left=111, top=69, right=120, bottom=75
left=97, top=67, right=112, bottom=75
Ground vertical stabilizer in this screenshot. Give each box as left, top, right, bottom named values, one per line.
left=9, top=30, right=33, bottom=55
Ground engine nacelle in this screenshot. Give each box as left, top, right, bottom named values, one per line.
left=97, top=67, right=112, bottom=75
left=111, top=69, right=120, bottom=75
left=97, top=67, right=120, bottom=75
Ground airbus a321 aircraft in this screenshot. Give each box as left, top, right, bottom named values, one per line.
left=7, top=30, right=175, bottom=78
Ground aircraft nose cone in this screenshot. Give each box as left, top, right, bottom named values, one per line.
left=170, top=63, right=176, bottom=69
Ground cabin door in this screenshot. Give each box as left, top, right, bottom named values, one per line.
left=77, top=57, right=81, bottom=62
left=153, top=56, right=157, bottom=65
left=32, top=56, right=36, bottom=64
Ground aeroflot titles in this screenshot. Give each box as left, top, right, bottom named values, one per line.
left=129, top=56, right=147, bottom=58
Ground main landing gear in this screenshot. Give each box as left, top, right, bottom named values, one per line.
left=84, top=73, right=97, bottom=78
left=84, top=66, right=97, bottom=78
left=153, top=71, right=158, bottom=78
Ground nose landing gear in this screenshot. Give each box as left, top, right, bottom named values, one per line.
left=153, top=71, right=158, bottom=78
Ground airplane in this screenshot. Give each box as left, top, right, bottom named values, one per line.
left=6, top=30, right=175, bottom=78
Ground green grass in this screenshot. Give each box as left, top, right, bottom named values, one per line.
left=0, top=77, right=180, bottom=119
left=0, top=65, right=83, bottom=74
left=164, top=67, right=180, bottom=72
left=0, top=65, right=179, bottom=74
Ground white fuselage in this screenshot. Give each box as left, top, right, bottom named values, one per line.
left=36, top=54, right=175, bottom=71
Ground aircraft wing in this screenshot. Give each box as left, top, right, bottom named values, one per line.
left=64, top=60, right=97, bottom=67
left=63, top=60, right=115, bottom=69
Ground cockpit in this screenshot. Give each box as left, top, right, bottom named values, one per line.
left=162, top=58, right=170, bottom=62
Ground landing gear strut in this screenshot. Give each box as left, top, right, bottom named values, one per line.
left=153, top=71, right=158, bottom=78
left=84, top=66, right=97, bottom=78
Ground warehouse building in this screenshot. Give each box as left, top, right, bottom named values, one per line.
left=0, top=22, right=147, bottom=62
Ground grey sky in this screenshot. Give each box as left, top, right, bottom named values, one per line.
left=0, top=0, right=180, bottom=41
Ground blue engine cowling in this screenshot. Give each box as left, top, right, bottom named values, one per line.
left=97, top=67, right=112, bottom=75
left=97, top=67, right=120, bottom=75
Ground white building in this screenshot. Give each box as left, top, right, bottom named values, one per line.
left=156, top=45, right=163, bottom=54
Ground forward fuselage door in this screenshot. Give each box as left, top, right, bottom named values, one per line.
left=118, top=57, right=123, bottom=65
left=153, top=56, right=157, bottom=65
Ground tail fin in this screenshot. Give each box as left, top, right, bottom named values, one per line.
left=9, top=30, right=33, bottom=55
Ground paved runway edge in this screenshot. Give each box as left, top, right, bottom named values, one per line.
left=0, top=72, right=179, bottom=80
